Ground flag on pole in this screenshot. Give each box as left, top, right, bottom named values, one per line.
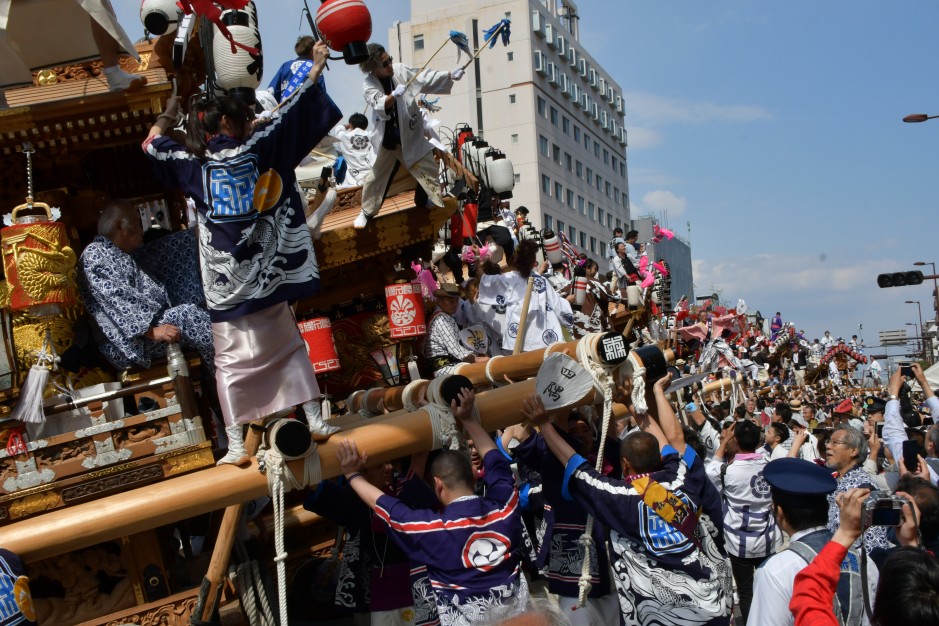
left=483, top=19, right=512, bottom=49
left=450, top=30, right=471, bottom=62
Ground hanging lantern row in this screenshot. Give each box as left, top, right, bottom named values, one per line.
left=455, top=130, right=516, bottom=199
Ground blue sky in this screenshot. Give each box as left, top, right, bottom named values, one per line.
left=119, top=1, right=939, bottom=352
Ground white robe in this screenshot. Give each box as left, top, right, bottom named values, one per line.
left=363, top=64, right=454, bottom=168
left=477, top=271, right=573, bottom=354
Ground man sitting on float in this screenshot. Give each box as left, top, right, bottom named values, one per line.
left=78, top=200, right=215, bottom=374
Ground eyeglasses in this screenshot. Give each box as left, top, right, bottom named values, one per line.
left=827, top=439, right=851, bottom=447
left=381, top=57, right=394, bottom=68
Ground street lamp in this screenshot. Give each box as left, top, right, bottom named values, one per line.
left=903, top=113, right=939, bottom=123
left=906, top=300, right=928, bottom=363
left=906, top=322, right=922, bottom=361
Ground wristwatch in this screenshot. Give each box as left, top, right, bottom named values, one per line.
left=888, top=395, right=898, bottom=401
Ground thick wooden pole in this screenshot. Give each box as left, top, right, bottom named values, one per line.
left=3, top=379, right=634, bottom=563
left=512, top=277, right=536, bottom=355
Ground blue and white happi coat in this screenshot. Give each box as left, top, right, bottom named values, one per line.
left=477, top=271, right=573, bottom=354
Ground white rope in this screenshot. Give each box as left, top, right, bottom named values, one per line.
left=624, top=350, right=648, bottom=415
left=425, top=376, right=467, bottom=451
left=485, top=355, right=505, bottom=386
left=402, top=379, right=427, bottom=412
left=231, top=559, right=276, bottom=626
left=573, top=334, right=617, bottom=607
left=263, top=425, right=323, bottom=626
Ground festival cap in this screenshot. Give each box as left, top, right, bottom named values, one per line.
left=763, top=457, right=837, bottom=508
left=833, top=399, right=854, bottom=414
left=433, top=283, right=461, bottom=299
left=864, top=396, right=887, bottom=414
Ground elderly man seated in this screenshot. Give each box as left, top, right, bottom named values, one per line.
left=78, top=200, right=214, bottom=372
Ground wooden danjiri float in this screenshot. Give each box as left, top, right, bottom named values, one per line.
left=0, top=4, right=672, bottom=626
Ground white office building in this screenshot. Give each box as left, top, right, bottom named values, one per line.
left=389, top=0, right=630, bottom=264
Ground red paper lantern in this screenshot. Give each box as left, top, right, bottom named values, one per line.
left=298, top=317, right=341, bottom=373
left=385, top=283, right=426, bottom=339
left=315, top=0, right=372, bottom=64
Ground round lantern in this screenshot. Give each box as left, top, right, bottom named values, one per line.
left=315, top=0, right=372, bottom=64
left=487, top=153, right=515, bottom=199
left=626, top=285, right=641, bottom=309
left=298, top=317, right=341, bottom=373
left=213, top=1, right=263, bottom=103
left=457, top=128, right=475, bottom=163
left=469, top=140, right=488, bottom=177
left=573, top=276, right=588, bottom=306
left=1, top=202, right=78, bottom=313
left=140, top=0, right=180, bottom=35
left=541, top=230, right=563, bottom=266
left=385, top=282, right=426, bottom=339
left=460, top=135, right=476, bottom=165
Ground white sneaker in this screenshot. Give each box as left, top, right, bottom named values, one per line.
left=353, top=211, right=370, bottom=230
left=105, top=68, right=148, bottom=92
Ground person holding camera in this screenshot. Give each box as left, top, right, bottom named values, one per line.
left=749, top=459, right=878, bottom=626
left=825, top=425, right=892, bottom=552
left=884, top=363, right=939, bottom=484
left=790, top=486, right=936, bottom=626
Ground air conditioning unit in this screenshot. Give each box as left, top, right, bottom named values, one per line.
left=570, top=84, right=580, bottom=103
left=588, top=68, right=598, bottom=88
left=598, top=77, right=607, bottom=96
left=531, top=10, right=544, bottom=36
left=578, top=58, right=588, bottom=78
left=615, top=95, right=623, bottom=113
left=610, top=119, right=618, bottom=136
left=600, top=111, right=608, bottom=127
left=545, top=23, right=555, bottom=47
left=547, top=62, right=558, bottom=84
left=607, top=88, right=615, bottom=104
left=556, top=35, right=566, bottom=56
left=591, top=101, right=599, bottom=121
left=533, top=50, right=545, bottom=74
left=567, top=47, right=576, bottom=67
left=561, top=74, right=572, bottom=98
left=579, top=93, right=588, bottom=110
left=618, top=127, right=627, bottom=146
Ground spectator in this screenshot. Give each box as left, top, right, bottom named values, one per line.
left=765, top=422, right=791, bottom=460
left=748, top=459, right=877, bottom=626
left=825, top=425, right=891, bottom=552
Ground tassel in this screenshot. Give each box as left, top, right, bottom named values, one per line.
left=10, top=364, right=50, bottom=423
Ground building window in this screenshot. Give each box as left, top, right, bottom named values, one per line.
left=588, top=202, right=594, bottom=219
left=539, top=135, right=548, bottom=156
left=586, top=167, right=593, bottom=184
left=569, top=225, right=576, bottom=241
left=574, top=125, right=580, bottom=142
left=557, top=219, right=565, bottom=234
left=603, top=148, right=609, bottom=165
left=550, top=107, right=558, bottom=125
left=507, top=51, right=514, bottom=61
left=612, top=156, right=618, bottom=172
left=538, top=96, right=546, bottom=117
left=509, top=94, right=516, bottom=104
left=600, top=241, right=606, bottom=257
left=594, top=143, right=600, bottom=158
left=552, top=144, right=561, bottom=163
left=605, top=181, right=612, bottom=198
left=562, top=116, right=570, bottom=134
left=607, top=215, right=613, bottom=228
left=576, top=161, right=583, bottom=178
left=514, top=173, right=521, bottom=183
left=555, top=182, right=563, bottom=201
left=579, top=232, right=587, bottom=249
left=615, top=218, right=622, bottom=229
left=511, top=133, right=519, bottom=144
left=584, top=134, right=590, bottom=151
left=564, top=152, right=572, bottom=171
left=413, top=34, right=425, bottom=51
left=598, top=208, right=605, bottom=224
left=542, top=174, right=551, bottom=195
left=544, top=213, right=553, bottom=230
left=614, top=187, right=620, bottom=204
left=590, top=236, right=597, bottom=253
left=565, top=189, right=573, bottom=208
left=620, top=163, right=626, bottom=177
left=596, top=174, right=602, bottom=191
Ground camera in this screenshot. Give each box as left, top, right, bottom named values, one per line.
left=899, top=361, right=914, bottom=378
left=861, top=490, right=908, bottom=528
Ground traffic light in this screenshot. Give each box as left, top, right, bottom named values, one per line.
left=877, top=271, right=924, bottom=288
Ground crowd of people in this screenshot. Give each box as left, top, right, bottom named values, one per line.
left=4, top=12, right=939, bottom=625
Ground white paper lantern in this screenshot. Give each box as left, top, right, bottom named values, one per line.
left=213, top=1, right=263, bottom=101
left=626, top=285, right=641, bottom=308
left=487, top=153, right=515, bottom=199
left=573, top=276, right=588, bottom=305
left=542, top=231, right=564, bottom=266
left=141, top=0, right=180, bottom=35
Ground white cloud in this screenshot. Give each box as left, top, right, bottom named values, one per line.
left=634, top=190, right=688, bottom=217
left=625, top=92, right=774, bottom=126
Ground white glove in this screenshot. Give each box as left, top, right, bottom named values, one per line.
left=257, top=110, right=277, bottom=122
left=391, top=85, right=406, bottom=98
left=450, top=67, right=465, bottom=81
